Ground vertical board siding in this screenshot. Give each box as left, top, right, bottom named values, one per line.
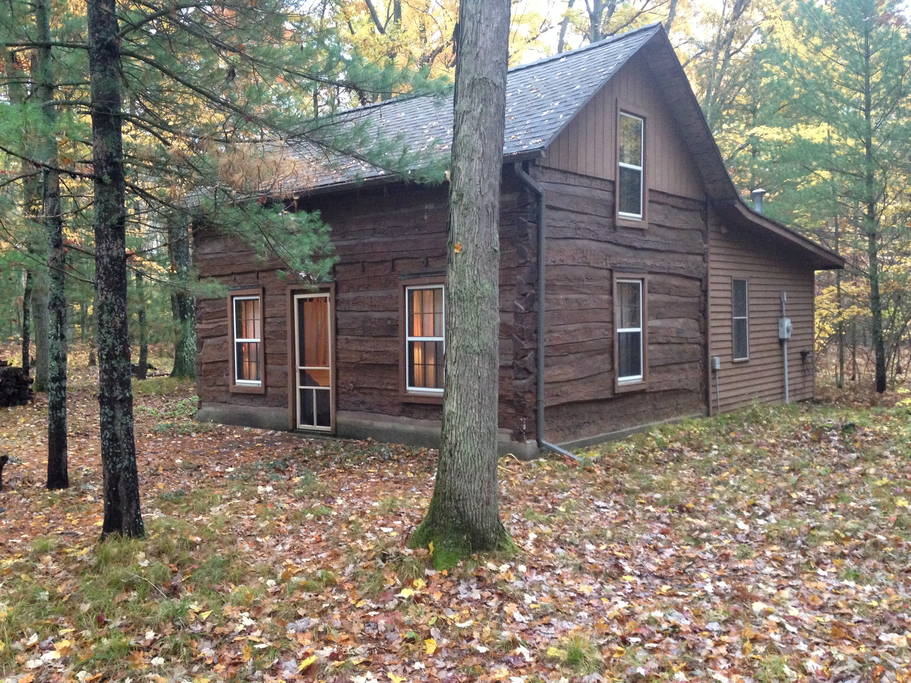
left=708, top=213, right=817, bottom=412
left=545, top=55, right=705, bottom=201
left=194, top=171, right=539, bottom=440
left=537, top=165, right=708, bottom=444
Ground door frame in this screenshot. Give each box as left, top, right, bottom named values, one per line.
left=286, top=285, right=336, bottom=433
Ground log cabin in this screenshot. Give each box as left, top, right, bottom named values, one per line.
left=193, top=23, right=843, bottom=457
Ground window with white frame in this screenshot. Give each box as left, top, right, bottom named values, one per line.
left=232, top=293, right=263, bottom=385
left=405, top=284, right=445, bottom=393
left=617, top=112, right=644, bottom=219
left=616, top=278, right=644, bottom=383
left=732, top=279, right=749, bottom=361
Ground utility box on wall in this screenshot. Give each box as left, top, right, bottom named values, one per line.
left=778, top=317, right=792, bottom=340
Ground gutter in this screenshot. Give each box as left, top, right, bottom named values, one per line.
left=513, top=161, right=582, bottom=465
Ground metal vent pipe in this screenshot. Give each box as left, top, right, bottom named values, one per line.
left=751, top=188, right=767, bottom=214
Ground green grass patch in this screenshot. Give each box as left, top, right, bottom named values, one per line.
left=133, top=377, right=195, bottom=397
left=548, top=633, right=602, bottom=675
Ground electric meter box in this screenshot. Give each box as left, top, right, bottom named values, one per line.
left=778, top=317, right=792, bottom=340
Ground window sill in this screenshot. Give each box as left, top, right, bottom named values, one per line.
left=732, top=357, right=750, bottom=364
left=230, top=383, right=266, bottom=395
left=616, top=215, right=646, bottom=229
left=401, top=391, right=444, bottom=405
left=615, top=380, right=647, bottom=394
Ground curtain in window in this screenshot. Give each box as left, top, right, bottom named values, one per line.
left=234, top=297, right=261, bottom=383
left=407, top=286, right=444, bottom=390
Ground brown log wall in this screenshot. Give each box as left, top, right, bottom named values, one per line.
left=708, top=215, right=816, bottom=412
left=536, top=165, right=709, bottom=444
left=194, top=170, right=538, bottom=440
left=195, top=169, right=819, bottom=447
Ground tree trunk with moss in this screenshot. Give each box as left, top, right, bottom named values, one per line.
left=88, top=0, right=144, bottom=538
left=409, top=0, right=511, bottom=569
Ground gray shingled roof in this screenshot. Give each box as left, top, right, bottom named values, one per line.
left=280, top=23, right=661, bottom=194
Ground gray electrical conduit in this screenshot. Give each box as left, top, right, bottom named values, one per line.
left=513, top=162, right=583, bottom=465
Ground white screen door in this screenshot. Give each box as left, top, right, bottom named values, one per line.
left=294, top=293, right=333, bottom=431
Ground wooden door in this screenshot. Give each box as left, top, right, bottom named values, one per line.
left=293, top=293, right=333, bottom=431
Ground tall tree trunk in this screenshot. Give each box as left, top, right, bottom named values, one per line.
left=3, top=48, right=46, bottom=386
left=410, top=0, right=511, bottom=569
left=88, top=0, right=144, bottom=538
left=21, top=270, right=32, bottom=374
left=35, top=0, right=68, bottom=489
left=31, top=271, right=49, bottom=390
left=664, top=0, right=679, bottom=32
left=861, top=18, right=886, bottom=393
left=557, top=0, right=576, bottom=52
left=88, top=304, right=97, bottom=367
left=134, top=270, right=148, bottom=380
left=850, top=319, right=858, bottom=382
left=867, top=227, right=886, bottom=391
left=587, top=0, right=604, bottom=42
left=168, top=216, right=196, bottom=378
left=833, top=214, right=844, bottom=389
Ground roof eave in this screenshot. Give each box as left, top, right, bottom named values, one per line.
left=273, top=149, right=545, bottom=201
left=637, top=30, right=843, bottom=270
left=538, top=24, right=662, bottom=152
left=718, top=200, right=845, bottom=270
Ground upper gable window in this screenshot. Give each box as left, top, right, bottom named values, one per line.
left=618, top=112, right=644, bottom=219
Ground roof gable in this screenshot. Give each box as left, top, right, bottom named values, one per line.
left=279, top=24, right=842, bottom=269
left=544, top=51, right=707, bottom=200
left=282, top=24, right=661, bottom=193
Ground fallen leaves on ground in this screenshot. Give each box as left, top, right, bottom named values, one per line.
left=1, top=354, right=910, bottom=681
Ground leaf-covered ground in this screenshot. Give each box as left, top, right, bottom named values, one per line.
left=1, top=358, right=910, bottom=681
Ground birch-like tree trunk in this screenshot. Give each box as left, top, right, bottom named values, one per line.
left=88, top=0, right=144, bottom=537
left=168, top=216, right=196, bottom=378
left=35, top=0, right=69, bottom=490
left=410, top=0, right=511, bottom=569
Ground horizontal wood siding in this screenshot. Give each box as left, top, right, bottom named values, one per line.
left=538, top=165, right=708, bottom=443
left=545, top=54, right=704, bottom=201
left=195, top=171, right=538, bottom=440
left=708, top=213, right=817, bottom=412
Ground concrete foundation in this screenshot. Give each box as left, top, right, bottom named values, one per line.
left=197, top=403, right=540, bottom=459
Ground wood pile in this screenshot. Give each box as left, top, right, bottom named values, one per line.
left=0, top=360, right=33, bottom=407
